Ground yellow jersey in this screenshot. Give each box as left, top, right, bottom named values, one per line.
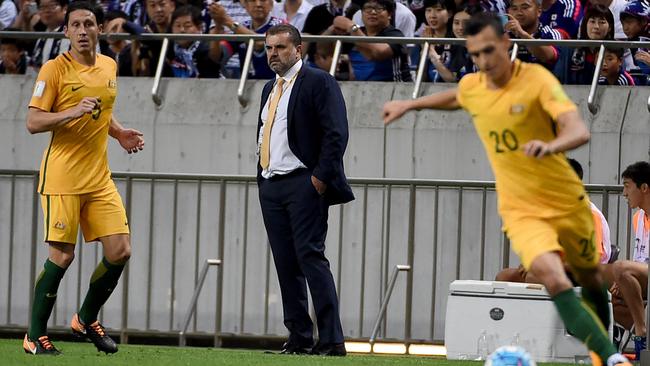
left=457, top=60, right=587, bottom=219
left=29, top=52, right=117, bottom=195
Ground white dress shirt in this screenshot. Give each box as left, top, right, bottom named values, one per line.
left=259, top=59, right=307, bottom=179
left=271, top=0, right=314, bottom=32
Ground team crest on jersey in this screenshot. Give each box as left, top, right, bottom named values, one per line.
left=108, top=79, right=117, bottom=89
left=510, top=104, right=525, bottom=114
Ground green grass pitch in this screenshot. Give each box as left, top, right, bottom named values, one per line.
left=0, top=338, right=575, bottom=366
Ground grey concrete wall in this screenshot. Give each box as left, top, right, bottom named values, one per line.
left=0, top=75, right=649, bottom=342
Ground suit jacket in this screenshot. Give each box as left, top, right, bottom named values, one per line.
left=257, top=65, right=354, bottom=206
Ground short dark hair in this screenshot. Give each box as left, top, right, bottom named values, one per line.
left=622, top=161, right=650, bottom=188
left=171, top=5, right=203, bottom=28
left=579, top=4, right=615, bottom=40
left=465, top=12, right=505, bottom=37
left=604, top=47, right=624, bottom=59
left=0, top=28, right=26, bottom=50
left=266, top=24, right=302, bottom=46
left=423, top=0, right=456, bottom=13
left=105, top=10, right=129, bottom=24
left=64, top=1, right=104, bottom=26
left=567, top=158, right=584, bottom=180
left=362, top=0, right=397, bottom=15
left=36, top=0, right=68, bottom=7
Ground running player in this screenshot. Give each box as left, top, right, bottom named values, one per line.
left=383, top=12, right=628, bottom=366
left=23, top=0, right=144, bottom=355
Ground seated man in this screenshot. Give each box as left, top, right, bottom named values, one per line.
left=602, top=162, right=650, bottom=359
left=496, top=158, right=613, bottom=283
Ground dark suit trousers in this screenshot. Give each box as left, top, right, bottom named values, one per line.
left=258, top=169, right=344, bottom=346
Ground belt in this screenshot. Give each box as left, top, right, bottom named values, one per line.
left=265, top=168, right=310, bottom=182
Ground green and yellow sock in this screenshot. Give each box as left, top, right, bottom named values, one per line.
left=78, top=257, right=125, bottom=324
left=553, top=288, right=616, bottom=363
left=28, top=259, right=67, bottom=339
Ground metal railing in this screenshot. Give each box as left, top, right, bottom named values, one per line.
left=0, top=169, right=630, bottom=344
left=1, top=31, right=649, bottom=110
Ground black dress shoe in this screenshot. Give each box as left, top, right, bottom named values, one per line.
left=310, top=342, right=347, bottom=356
left=279, top=341, right=311, bottom=355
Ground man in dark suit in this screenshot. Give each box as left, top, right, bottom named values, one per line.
left=257, top=24, right=354, bottom=356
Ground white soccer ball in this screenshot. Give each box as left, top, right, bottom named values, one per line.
left=484, top=346, right=536, bottom=366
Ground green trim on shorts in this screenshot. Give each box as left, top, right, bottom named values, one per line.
left=39, top=132, right=55, bottom=193
left=45, top=195, right=51, bottom=241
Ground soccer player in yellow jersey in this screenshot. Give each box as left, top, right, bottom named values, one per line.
left=383, top=12, right=630, bottom=366
left=22, top=1, right=144, bottom=355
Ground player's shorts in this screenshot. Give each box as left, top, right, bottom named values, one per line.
left=41, top=182, right=130, bottom=244
left=504, top=204, right=598, bottom=271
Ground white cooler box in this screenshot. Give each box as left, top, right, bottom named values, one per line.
left=444, top=280, right=612, bottom=363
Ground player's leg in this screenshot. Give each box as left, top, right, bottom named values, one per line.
left=495, top=266, right=526, bottom=282
left=25, top=194, right=81, bottom=355
left=71, top=184, right=130, bottom=354
left=557, top=209, right=629, bottom=366
left=508, top=214, right=625, bottom=366
left=530, top=252, right=620, bottom=364
left=611, top=260, right=648, bottom=357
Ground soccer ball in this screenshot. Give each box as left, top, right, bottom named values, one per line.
left=484, top=346, right=536, bottom=366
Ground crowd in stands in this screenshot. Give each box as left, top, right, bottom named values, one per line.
left=0, top=0, right=648, bottom=84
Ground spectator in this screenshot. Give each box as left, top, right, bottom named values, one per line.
left=330, top=0, right=413, bottom=81
left=589, top=0, right=630, bottom=39
left=209, top=0, right=284, bottom=79
left=506, top=0, right=562, bottom=69
left=176, top=0, right=212, bottom=33
left=30, top=0, right=70, bottom=70
left=271, top=0, right=313, bottom=31
left=12, top=0, right=40, bottom=31
left=352, top=0, right=416, bottom=37
left=128, top=0, right=175, bottom=76
left=312, top=41, right=353, bottom=80
left=164, top=5, right=223, bottom=78
left=568, top=4, right=614, bottom=84
left=0, top=0, right=18, bottom=29
left=598, top=47, right=635, bottom=85
left=421, top=0, right=457, bottom=82
left=539, top=0, right=583, bottom=39
left=120, top=0, right=148, bottom=26
left=0, top=30, right=28, bottom=74
left=302, top=0, right=360, bottom=65
left=620, top=0, right=650, bottom=85
left=209, top=0, right=250, bottom=78
left=102, top=11, right=128, bottom=59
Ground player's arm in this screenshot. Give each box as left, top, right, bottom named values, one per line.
left=26, top=97, right=98, bottom=134
left=383, top=88, right=460, bottom=125
left=109, top=116, right=145, bottom=154
left=522, top=110, right=590, bottom=158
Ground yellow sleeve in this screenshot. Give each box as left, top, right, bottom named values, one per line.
left=29, top=60, right=60, bottom=112
left=456, top=74, right=475, bottom=109
left=535, top=65, right=577, bottom=121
